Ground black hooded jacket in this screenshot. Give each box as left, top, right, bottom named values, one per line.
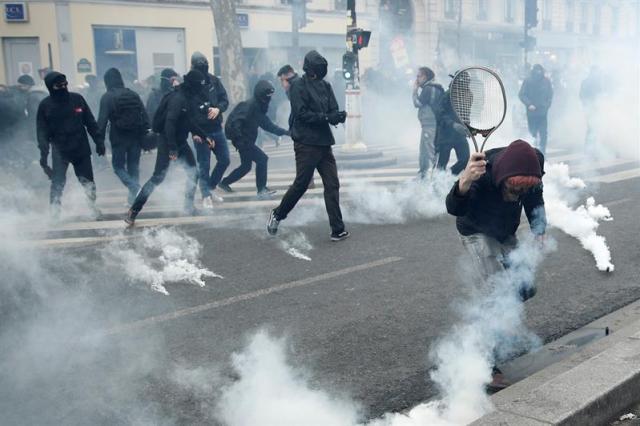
left=97, top=68, right=149, bottom=146
left=190, top=55, right=229, bottom=132
left=224, top=80, right=288, bottom=150
left=147, top=68, right=178, bottom=122
left=288, top=51, right=341, bottom=146
left=37, top=72, right=103, bottom=159
left=433, top=89, right=467, bottom=147
left=519, top=65, right=553, bottom=117
left=445, top=147, right=546, bottom=242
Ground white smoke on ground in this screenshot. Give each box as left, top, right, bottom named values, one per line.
left=102, top=227, right=222, bottom=295
left=215, top=330, right=363, bottom=426
left=543, top=163, right=614, bottom=272
left=276, top=230, right=313, bottom=261
left=215, top=237, right=552, bottom=426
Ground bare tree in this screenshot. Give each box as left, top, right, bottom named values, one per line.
left=209, top=0, right=247, bottom=103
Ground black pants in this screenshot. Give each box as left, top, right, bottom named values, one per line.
left=130, top=142, right=197, bottom=215
left=527, top=113, right=548, bottom=155
left=50, top=149, right=96, bottom=207
left=220, top=144, right=268, bottom=192
left=274, top=142, right=344, bottom=234
left=436, top=136, right=470, bottom=176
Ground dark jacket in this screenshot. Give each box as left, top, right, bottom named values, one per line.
left=163, top=85, right=208, bottom=153
left=519, top=68, right=553, bottom=117
left=434, top=90, right=467, bottom=147
left=37, top=72, right=102, bottom=159
left=200, top=72, right=229, bottom=132
left=445, top=147, right=546, bottom=242
left=289, top=51, right=340, bottom=146
left=97, top=68, right=149, bottom=146
left=285, top=73, right=300, bottom=130
left=225, top=80, right=288, bottom=151
left=413, top=82, right=443, bottom=128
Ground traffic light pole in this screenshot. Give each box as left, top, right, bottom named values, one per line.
left=343, top=0, right=367, bottom=152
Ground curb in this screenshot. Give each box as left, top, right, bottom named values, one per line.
left=471, top=299, right=640, bottom=425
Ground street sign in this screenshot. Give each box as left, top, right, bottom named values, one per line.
left=77, top=58, right=92, bottom=73
left=4, top=2, right=28, bottom=22
left=237, top=13, right=249, bottom=28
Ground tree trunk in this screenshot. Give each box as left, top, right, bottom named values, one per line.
left=209, top=0, right=247, bottom=104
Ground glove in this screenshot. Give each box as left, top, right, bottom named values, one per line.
left=453, top=122, right=468, bottom=135
left=96, top=143, right=106, bottom=156
left=327, top=112, right=342, bottom=125
left=337, top=111, right=347, bottom=123
left=284, top=130, right=291, bottom=137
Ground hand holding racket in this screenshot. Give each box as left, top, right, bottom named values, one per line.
left=450, top=67, right=507, bottom=152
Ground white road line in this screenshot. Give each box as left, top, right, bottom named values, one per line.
left=586, top=168, right=640, bottom=183
left=105, top=256, right=404, bottom=335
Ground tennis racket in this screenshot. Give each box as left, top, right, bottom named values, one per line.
left=449, top=67, right=507, bottom=152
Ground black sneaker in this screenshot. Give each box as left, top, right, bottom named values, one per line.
left=218, top=183, right=234, bottom=193
left=267, top=209, right=280, bottom=235
left=124, top=209, right=137, bottom=227
left=331, top=230, right=351, bottom=242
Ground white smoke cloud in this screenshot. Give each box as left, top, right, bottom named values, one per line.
left=101, top=227, right=222, bottom=295
left=276, top=230, right=313, bottom=261
left=543, top=163, right=614, bottom=272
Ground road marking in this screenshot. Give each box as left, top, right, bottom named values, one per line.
left=586, top=168, right=640, bottom=183
left=105, top=256, right=404, bottom=335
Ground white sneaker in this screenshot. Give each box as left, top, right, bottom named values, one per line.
left=210, top=192, right=224, bottom=203
left=202, top=195, right=214, bottom=210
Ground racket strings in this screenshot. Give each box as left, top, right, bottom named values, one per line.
left=451, top=69, right=506, bottom=132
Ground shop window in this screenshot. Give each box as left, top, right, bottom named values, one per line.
left=93, top=27, right=138, bottom=81
left=335, top=0, right=347, bottom=10
left=444, top=0, right=456, bottom=19
left=542, top=0, right=552, bottom=30
left=504, top=0, right=515, bottom=23
left=565, top=0, right=575, bottom=32
left=579, top=2, right=588, bottom=33
left=477, top=0, right=488, bottom=21
left=593, top=4, right=601, bottom=35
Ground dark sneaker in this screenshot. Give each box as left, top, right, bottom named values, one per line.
left=218, top=183, right=234, bottom=193
left=124, top=209, right=137, bottom=227
left=257, top=188, right=277, bottom=200
left=331, top=231, right=351, bottom=242
left=487, top=366, right=510, bottom=392
left=267, top=209, right=280, bottom=236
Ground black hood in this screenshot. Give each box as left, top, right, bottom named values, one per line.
left=191, top=51, right=209, bottom=77
left=182, top=69, right=206, bottom=96
left=253, top=80, right=274, bottom=112
left=104, top=68, right=125, bottom=90
left=160, top=68, right=178, bottom=92
left=531, top=64, right=545, bottom=80
left=44, top=71, right=66, bottom=94
left=302, top=50, right=328, bottom=80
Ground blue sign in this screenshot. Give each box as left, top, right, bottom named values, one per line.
left=237, top=13, right=249, bottom=28
left=4, top=3, right=28, bottom=22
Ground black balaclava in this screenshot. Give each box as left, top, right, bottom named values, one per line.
left=103, top=67, right=125, bottom=91
left=531, top=64, right=545, bottom=80
left=302, top=50, right=328, bottom=80
left=191, top=52, right=210, bottom=77
left=182, top=69, right=206, bottom=97
left=253, top=80, right=275, bottom=113
left=160, top=68, right=178, bottom=93
left=44, top=71, right=69, bottom=102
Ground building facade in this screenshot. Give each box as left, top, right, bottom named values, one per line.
left=1, top=0, right=379, bottom=87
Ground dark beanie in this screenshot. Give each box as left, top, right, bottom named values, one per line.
left=492, top=140, right=542, bottom=185
left=18, top=74, right=35, bottom=86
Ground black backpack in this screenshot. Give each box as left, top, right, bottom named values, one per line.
left=112, top=89, right=147, bottom=133
left=151, top=90, right=176, bottom=134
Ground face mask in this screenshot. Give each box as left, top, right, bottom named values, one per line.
left=194, top=62, right=208, bottom=76
left=51, top=81, right=69, bottom=101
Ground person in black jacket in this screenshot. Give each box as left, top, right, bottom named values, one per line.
left=190, top=52, right=231, bottom=208
left=146, top=68, right=179, bottom=123
left=97, top=68, right=150, bottom=205
left=219, top=80, right=289, bottom=199
left=518, top=64, right=553, bottom=155
left=445, top=139, right=547, bottom=390
left=434, top=75, right=470, bottom=176
left=267, top=51, right=349, bottom=241
left=37, top=71, right=105, bottom=219
left=125, top=70, right=210, bottom=226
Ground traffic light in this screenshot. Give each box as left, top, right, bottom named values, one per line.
left=525, top=0, right=538, bottom=29
left=342, top=51, right=357, bottom=81
left=348, top=29, right=372, bottom=51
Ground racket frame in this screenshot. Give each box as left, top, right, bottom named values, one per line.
left=450, top=66, right=507, bottom=152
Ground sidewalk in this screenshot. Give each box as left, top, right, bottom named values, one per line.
left=471, top=298, right=640, bottom=425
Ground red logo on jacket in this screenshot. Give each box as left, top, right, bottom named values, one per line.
left=75, top=107, right=83, bottom=114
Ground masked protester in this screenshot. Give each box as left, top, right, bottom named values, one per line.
left=412, top=66, right=444, bottom=179
left=190, top=51, right=231, bottom=209
left=146, top=68, right=179, bottom=124
left=36, top=71, right=105, bottom=220
left=519, top=64, right=553, bottom=155
left=219, top=80, right=289, bottom=199
left=267, top=50, right=349, bottom=242
left=125, top=70, right=210, bottom=226
left=433, top=71, right=471, bottom=176
left=445, top=140, right=546, bottom=390
left=97, top=68, right=150, bottom=205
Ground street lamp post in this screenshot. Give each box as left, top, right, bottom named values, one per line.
left=343, top=0, right=367, bottom=152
